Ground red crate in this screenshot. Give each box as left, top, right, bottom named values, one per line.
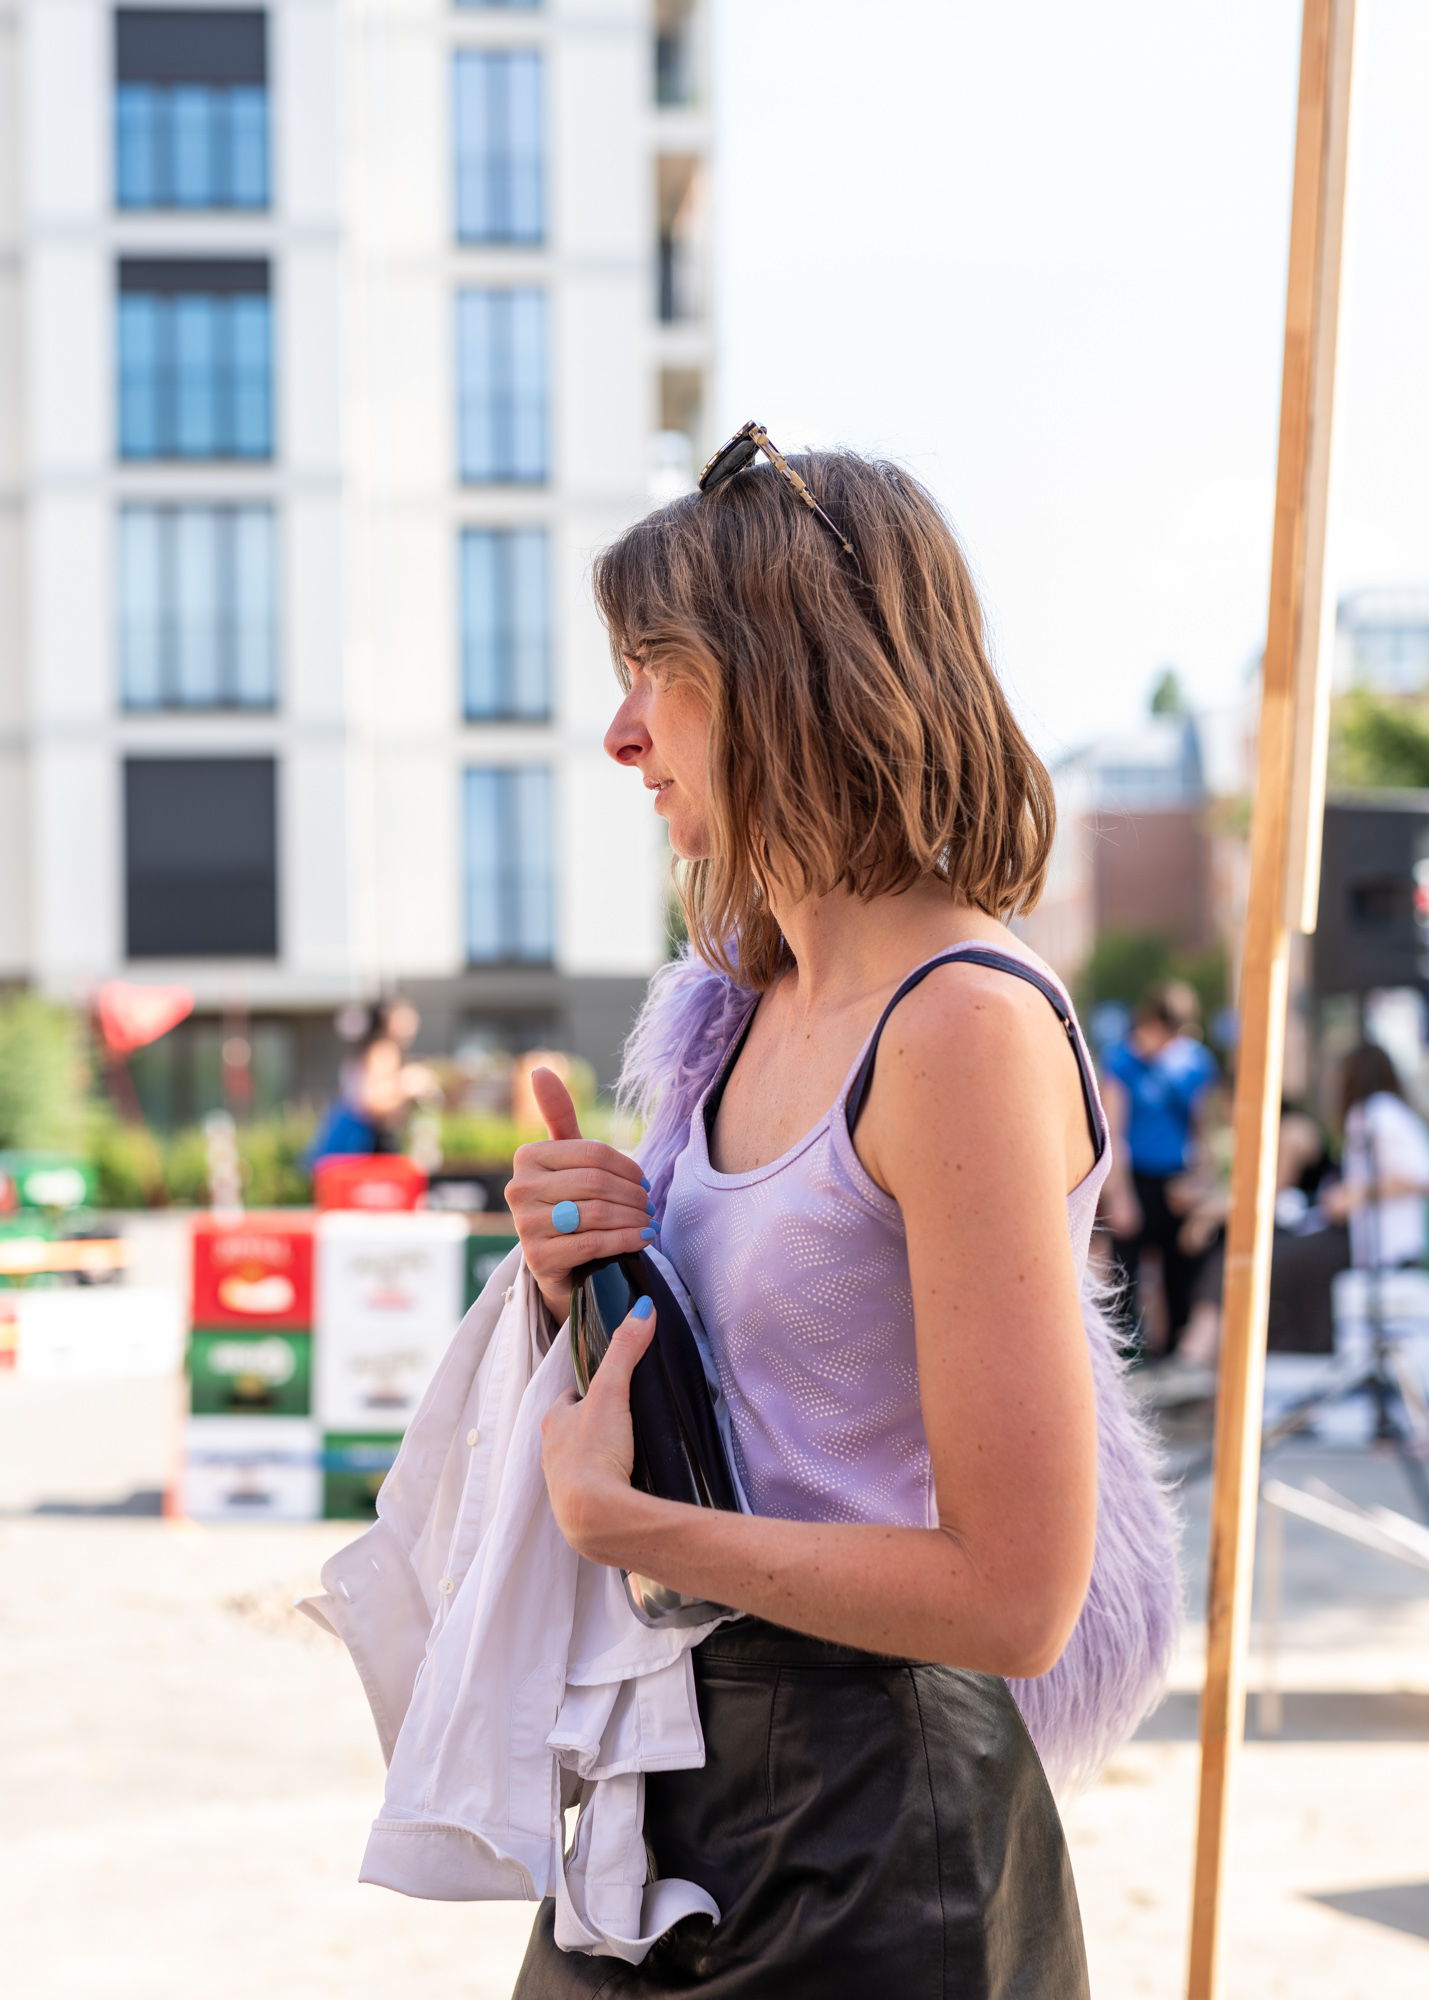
left=313, top=1154, right=427, bottom=1213
left=192, top=1215, right=314, bottom=1329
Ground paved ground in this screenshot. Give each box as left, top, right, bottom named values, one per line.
left=2, top=1355, right=1428, bottom=1997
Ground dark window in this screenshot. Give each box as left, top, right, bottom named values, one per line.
left=454, top=51, right=543, bottom=244
left=460, top=528, right=549, bottom=720
left=463, top=766, right=553, bottom=962
left=119, top=505, right=276, bottom=709
left=116, top=10, right=268, bottom=209
left=118, top=258, right=271, bottom=459
left=456, top=288, right=546, bottom=483
left=125, top=757, right=278, bottom=957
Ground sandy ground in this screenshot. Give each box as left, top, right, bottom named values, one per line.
left=2, top=1349, right=1428, bottom=1997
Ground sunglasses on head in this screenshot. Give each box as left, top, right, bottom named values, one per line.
left=699, top=421, right=859, bottom=572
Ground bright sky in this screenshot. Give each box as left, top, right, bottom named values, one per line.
left=713, top=0, right=1429, bottom=762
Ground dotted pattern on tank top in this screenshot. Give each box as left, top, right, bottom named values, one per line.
left=658, top=948, right=1112, bottom=1531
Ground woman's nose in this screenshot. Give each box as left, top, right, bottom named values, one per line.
left=604, top=690, right=652, bottom=767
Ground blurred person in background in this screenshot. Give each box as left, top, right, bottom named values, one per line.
left=307, top=1000, right=439, bottom=1165
left=1322, top=1043, right=1429, bottom=1270
left=1100, top=981, right=1218, bottom=1353
left=1176, top=1100, right=1348, bottom=1367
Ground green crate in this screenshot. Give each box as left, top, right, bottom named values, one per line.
left=323, top=1432, right=402, bottom=1519
left=464, top=1232, right=521, bottom=1309
left=189, top=1330, right=312, bottom=1417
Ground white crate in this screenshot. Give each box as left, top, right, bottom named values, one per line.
left=182, top=1416, right=321, bottom=1522
left=314, top=1212, right=466, bottom=1429
left=15, top=1287, right=185, bottom=1382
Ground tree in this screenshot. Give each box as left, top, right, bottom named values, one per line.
left=1330, top=687, right=1429, bottom=791
left=1149, top=667, right=1187, bottom=716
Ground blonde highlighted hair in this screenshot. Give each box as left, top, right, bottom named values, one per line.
left=594, top=449, right=1054, bottom=990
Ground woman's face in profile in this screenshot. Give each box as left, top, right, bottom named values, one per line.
left=605, top=657, right=713, bottom=861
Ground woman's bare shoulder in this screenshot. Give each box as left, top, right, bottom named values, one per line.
left=856, top=953, right=1085, bottom=1192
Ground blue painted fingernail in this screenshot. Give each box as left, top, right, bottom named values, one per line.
left=640, top=1175, right=650, bottom=1191
left=641, top=1226, right=657, bottom=1241
left=646, top=1200, right=656, bottom=1216
left=631, top=1295, right=654, bottom=1319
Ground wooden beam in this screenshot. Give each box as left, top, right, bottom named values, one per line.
left=1185, top=4, right=1357, bottom=1997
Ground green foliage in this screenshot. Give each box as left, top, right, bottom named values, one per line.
left=438, top=1112, right=545, bottom=1164
left=1330, top=688, right=1429, bottom=791
left=0, top=994, right=87, bottom=1151
left=1149, top=667, right=1187, bottom=716
left=1076, top=930, right=1229, bottom=1035
left=87, top=1107, right=317, bottom=1209
left=439, top=1096, right=618, bottom=1164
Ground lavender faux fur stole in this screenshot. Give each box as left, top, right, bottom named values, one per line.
left=618, top=948, right=1181, bottom=1794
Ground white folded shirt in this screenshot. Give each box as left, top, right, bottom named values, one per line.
left=299, top=1249, right=723, bottom=1963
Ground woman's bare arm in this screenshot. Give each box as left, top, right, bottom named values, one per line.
left=539, top=969, right=1099, bottom=1676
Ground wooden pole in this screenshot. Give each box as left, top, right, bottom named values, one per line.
left=1185, top=4, right=1356, bottom=1996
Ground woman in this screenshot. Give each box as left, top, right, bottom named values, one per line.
left=504, top=441, right=1178, bottom=1996
left=1323, top=1043, right=1429, bottom=1269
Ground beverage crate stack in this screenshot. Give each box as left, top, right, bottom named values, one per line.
left=180, top=1154, right=522, bottom=1525
left=185, top=1215, right=321, bottom=1521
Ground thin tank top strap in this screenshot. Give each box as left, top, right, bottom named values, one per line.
left=844, top=946, right=1105, bottom=1161
left=700, top=998, right=759, bottom=1143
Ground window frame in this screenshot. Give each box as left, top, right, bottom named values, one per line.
left=119, top=503, right=278, bottom=713
left=459, top=526, right=551, bottom=723
left=453, top=47, right=545, bottom=246
left=117, top=259, right=273, bottom=462
left=463, top=764, right=555, bottom=965
left=455, top=287, right=548, bottom=485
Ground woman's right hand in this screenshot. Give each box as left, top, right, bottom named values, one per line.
left=505, top=1067, right=656, bottom=1323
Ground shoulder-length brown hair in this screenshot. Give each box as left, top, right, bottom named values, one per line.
left=593, top=449, right=1055, bottom=990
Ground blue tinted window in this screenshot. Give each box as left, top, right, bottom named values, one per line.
left=464, top=767, right=554, bottom=963
left=454, top=51, right=543, bottom=244
left=456, top=289, right=546, bottom=483
left=118, top=284, right=272, bottom=460
left=119, top=506, right=277, bottom=710
left=116, top=81, right=268, bottom=208
left=461, top=529, right=550, bottom=720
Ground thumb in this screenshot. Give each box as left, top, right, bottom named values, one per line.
left=589, top=1297, right=656, bottom=1403
left=531, top=1065, right=581, bottom=1142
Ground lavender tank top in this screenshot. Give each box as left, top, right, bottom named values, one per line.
left=660, top=942, right=1112, bottom=1529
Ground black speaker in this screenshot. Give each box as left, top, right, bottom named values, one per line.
left=1313, top=797, right=1429, bottom=996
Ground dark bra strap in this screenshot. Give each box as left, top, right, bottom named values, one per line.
left=844, top=947, right=1105, bottom=1161
left=702, top=1003, right=758, bottom=1144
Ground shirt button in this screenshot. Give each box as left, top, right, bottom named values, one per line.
left=467, top=1428, right=480, bottom=1447
left=438, top=1577, right=454, bottom=1595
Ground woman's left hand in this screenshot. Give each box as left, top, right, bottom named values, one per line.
left=541, top=1297, right=657, bottom=1564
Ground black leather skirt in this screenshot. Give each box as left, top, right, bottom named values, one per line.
left=512, top=1618, right=1088, bottom=2000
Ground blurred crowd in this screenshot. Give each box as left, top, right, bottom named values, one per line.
left=1094, top=984, right=1429, bottom=1369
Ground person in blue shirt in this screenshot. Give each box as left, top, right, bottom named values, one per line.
left=306, top=1000, right=436, bottom=1168
left=1100, top=982, right=1219, bottom=1352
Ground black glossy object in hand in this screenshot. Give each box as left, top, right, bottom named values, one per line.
left=569, top=1248, right=741, bottom=1628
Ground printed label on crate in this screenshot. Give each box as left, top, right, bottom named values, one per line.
left=314, top=1215, right=465, bottom=1428
left=192, top=1217, right=313, bottom=1329
left=182, top=1416, right=321, bottom=1522
left=322, top=1432, right=402, bottom=1520
left=189, top=1330, right=312, bottom=1418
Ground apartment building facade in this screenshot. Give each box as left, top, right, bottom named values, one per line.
left=0, top=0, right=714, bottom=1116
